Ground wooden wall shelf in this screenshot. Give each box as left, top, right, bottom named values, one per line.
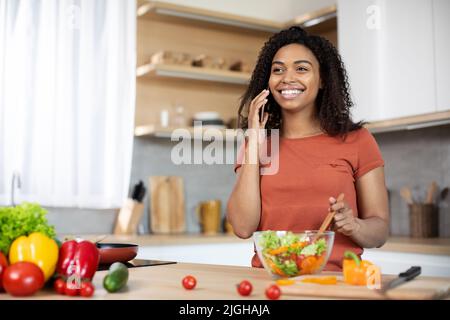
left=287, top=4, right=337, bottom=28
left=136, top=110, right=450, bottom=140
left=135, top=124, right=241, bottom=141
left=137, top=1, right=337, bottom=33
left=137, top=0, right=283, bottom=32
left=365, top=110, right=450, bottom=134
left=136, top=63, right=251, bottom=85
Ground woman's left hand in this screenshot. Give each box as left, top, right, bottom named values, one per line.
left=329, top=196, right=360, bottom=236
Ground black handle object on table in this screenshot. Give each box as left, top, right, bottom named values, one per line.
left=399, top=266, right=421, bottom=281
left=131, top=180, right=144, bottom=200
left=136, top=184, right=146, bottom=202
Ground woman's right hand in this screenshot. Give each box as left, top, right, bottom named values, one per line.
left=248, top=89, right=269, bottom=130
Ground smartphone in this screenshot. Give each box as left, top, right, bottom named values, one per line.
left=260, top=88, right=269, bottom=122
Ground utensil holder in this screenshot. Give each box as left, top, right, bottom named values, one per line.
left=408, top=203, right=438, bottom=238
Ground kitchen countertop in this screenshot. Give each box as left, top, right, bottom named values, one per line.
left=2, top=262, right=449, bottom=300
left=70, top=234, right=450, bottom=256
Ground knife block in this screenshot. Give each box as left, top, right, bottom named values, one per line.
left=114, top=198, right=145, bottom=235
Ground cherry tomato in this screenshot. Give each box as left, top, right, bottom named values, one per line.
left=0, top=251, right=8, bottom=291
left=64, top=281, right=80, bottom=296
left=265, top=284, right=281, bottom=300
left=3, top=262, right=45, bottom=296
left=54, top=278, right=66, bottom=295
left=182, top=275, right=197, bottom=290
left=80, top=281, right=95, bottom=297
left=237, top=280, right=253, bottom=296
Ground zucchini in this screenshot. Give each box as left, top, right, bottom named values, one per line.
left=103, top=262, right=129, bottom=293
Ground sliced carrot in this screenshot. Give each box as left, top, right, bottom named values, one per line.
left=266, top=259, right=286, bottom=277
left=300, top=256, right=317, bottom=274
left=290, top=241, right=308, bottom=249
left=267, top=246, right=288, bottom=255
left=301, top=276, right=337, bottom=285
left=276, top=279, right=295, bottom=286
left=310, top=255, right=325, bottom=273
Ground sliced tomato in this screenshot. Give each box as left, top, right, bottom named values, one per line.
left=295, top=254, right=305, bottom=270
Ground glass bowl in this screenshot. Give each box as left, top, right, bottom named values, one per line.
left=253, top=230, right=334, bottom=279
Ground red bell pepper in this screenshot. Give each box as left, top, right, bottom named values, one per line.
left=56, top=240, right=99, bottom=281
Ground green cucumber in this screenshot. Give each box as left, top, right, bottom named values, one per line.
left=103, top=262, right=129, bottom=293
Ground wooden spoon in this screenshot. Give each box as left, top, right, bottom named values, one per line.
left=312, top=193, right=345, bottom=243
left=425, top=181, right=438, bottom=204
left=400, top=187, right=413, bottom=205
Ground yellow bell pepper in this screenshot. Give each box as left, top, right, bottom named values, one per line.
left=343, top=251, right=372, bottom=286
left=9, top=232, right=59, bottom=281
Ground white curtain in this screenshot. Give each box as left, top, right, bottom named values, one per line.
left=0, top=0, right=136, bottom=208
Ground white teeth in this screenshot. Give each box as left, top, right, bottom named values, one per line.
left=281, top=89, right=303, bottom=95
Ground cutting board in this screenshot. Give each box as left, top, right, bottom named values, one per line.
left=282, top=273, right=450, bottom=300
left=149, top=176, right=185, bottom=234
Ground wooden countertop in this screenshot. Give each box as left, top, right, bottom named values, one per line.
left=3, top=262, right=449, bottom=300
left=71, top=234, right=450, bottom=256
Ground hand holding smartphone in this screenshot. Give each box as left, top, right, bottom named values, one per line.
left=259, top=88, right=269, bottom=122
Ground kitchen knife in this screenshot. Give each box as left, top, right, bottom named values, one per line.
left=380, top=266, right=421, bottom=294
left=136, top=183, right=146, bottom=202
left=131, top=180, right=144, bottom=200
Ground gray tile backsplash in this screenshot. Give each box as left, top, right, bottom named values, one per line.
left=45, top=207, right=117, bottom=235
left=45, top=124, right=450, bottom=238
left=130, top=137, right=237, bottom=234
left=374, top=124, right=450, bottom=237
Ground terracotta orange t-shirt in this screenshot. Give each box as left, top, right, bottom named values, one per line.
left=234, top=127, right=385, bottom=271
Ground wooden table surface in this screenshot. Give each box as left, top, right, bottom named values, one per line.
left=2, top=262, right=449, bottom=300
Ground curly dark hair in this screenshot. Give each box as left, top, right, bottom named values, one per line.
left=238, top=25, right=364, bottom=138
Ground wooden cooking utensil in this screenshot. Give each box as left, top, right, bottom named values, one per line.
left=400, top=187, right=413, bottom=205
left=425, top=181, right=438, bottom=204
left=312, top=193, right=345, bottom=243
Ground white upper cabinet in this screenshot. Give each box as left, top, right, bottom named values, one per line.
left=433, top=0, right=450, bottom=112
left=338, top=0, right=437, bottom=122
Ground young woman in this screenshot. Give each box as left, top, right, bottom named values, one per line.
left=227, top=26, right=389, bottom=271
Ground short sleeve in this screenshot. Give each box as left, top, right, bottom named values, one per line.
left=354, top=128, right=384, bottom=179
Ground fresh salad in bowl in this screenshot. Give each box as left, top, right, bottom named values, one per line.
left=254, top=230, right=334, bottom=278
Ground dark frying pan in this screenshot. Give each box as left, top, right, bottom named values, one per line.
left=96, top=243, right=139, bottom=265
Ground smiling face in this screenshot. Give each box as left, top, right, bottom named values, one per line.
left=268, top=43, right=321, bottom=113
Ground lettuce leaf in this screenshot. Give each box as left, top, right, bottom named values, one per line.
left=259, top=230, right=280, bottom=250
left=300, top=238, right=327, bottom=256
left=0, top=202, right=56, bottom=255
left=279, top=232, right=300, bottom=247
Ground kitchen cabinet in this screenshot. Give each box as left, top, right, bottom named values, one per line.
left=433, top=0, right=450, bottom=112
left=338, top=0, right=438, bottom=123
left=362, top=249, right=450, bottom=278
left=136, top=242, right=254, bottom=267
left=288, top=4, right=337, bottom=48
left=135, top=242, right=450, bottom=278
